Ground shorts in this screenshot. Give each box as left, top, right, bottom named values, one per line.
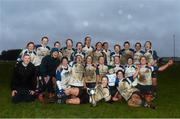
left=109, top=86, right=118, bottom=97
left=135, top=84, right=153, bottom=95
left=86, top=83, right=96, bottom=89
left=78, top=88, right=89, bottom=104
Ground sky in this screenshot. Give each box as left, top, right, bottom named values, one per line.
left=0, top=0, right=180, bottom=57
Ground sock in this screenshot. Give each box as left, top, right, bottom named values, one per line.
left=152, top=86, right=157, bottom=97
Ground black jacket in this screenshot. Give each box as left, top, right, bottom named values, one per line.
left=40, top=55, right=60, bottom=77
left=11, top=62, right=36, bottom=91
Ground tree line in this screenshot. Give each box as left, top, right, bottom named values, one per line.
left=0, top=49, right=21, bottom=61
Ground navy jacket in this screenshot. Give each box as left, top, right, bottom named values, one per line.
left=40, top=55, right=60, bottom=77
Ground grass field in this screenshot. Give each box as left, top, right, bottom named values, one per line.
left=0, top=61, right=180, bottom=118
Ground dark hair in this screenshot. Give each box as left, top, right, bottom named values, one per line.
left=76, top=42, right=83, bottom=47
left=114, top=44, right=121, bottom=50
left=84, top=36, right=91, bottom=43
left=116, top=70, right=125, bottom=77
left=41, top=36, right=49, bottom=41
left=26, top=42, right=35, bottom=48
left=66, top=39, right=73, bottom=45
left=135, top=42, right=141, bottom=48
left=60, top=56, right=69, bottom=63
left=85, top=55, right=93, bottom=64
left=54, top=41, right=60, bottom=47
left=144, top=41, right=152, bottom=48
left=75, top=55, right=83, bottom=62
left=101, top=75, right=109, bottom=82
left=140, top=56, right=147, bottom=61
left=102, top=42, right=108, bottom=47
left=95, top=42, right=102, bottom=48
left=123, top=41, right=130, bottom=46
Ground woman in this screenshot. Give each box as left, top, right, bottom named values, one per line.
left=17, top=41, right=37, bottom=65
left=144, top=41, right=158, bottom=66
left=106, top=69, right=122, bottom=102
left=116, top=69, right=156, bottom=108
left=56, top=57, right=72, bottom=97
left=133, top=42, right=144, bottom=65
left=82, top=36, right=94, bottom=57
left=102, top=42, right=111, bottom=65
left=121, top=41, right=134, bottom=65
left=112, top=55, right=124, bottom=73
left=61, top=38, right=75, bottom=62
left=70, top=42, right=86, bottom=62
left=83, top=55, right=97, bottom=89
left=11, top=54, right=36, bottom=103
left=144, top=41, right=158, bottom=96
left=53, top=41, right=63, bottom=60
left=92, top=42, right=106, bottom=66
left=58, top=76, right=111, bottom=107
left=124, top=57, right=137, bottom=86
left=110, top=44, right=122, bottom=65
left=38, top=48, right=60, bottom=103
left=136, top=56, right=173, bottom=102
left=96, top=56, right=108, bottom=84
left=34, top=36, right=50, bottom=67
left=68, top=55, right=85, bottom=87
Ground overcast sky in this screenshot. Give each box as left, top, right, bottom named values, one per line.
left=0, top=0, right=180, bottom=57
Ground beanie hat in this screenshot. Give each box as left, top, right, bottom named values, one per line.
left=50, top=48, right=59, bottom=54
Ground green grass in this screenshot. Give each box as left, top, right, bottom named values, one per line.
left=0, top=61, right=180, bottom=118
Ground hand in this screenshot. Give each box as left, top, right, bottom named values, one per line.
left=29, top=90, right=35, bottom=95
left=167, top=59, right=173, bottom=66
left=153, top=60, right=157, bottom=65
left=147, top=62, right=152, bottom=67
left=136, top=65, right=140, bottom=71
left=44, top=76, right=50, bottom=84
left=12, top=90, right=17, bottom=97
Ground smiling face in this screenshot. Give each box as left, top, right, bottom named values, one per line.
left=101, top=76, right=108, bottom=87
left=23, top=55, right=31, bottom=65
left=52, top=51, right=59, bottom=59
left=103, top=42, right=108, bottom=50
left=76, top=55, right=82, bottom=64
left=127, top=58, right=133, bottom=65
left=27, top=43, right=34, bottom=52
left=41, top=38, right=49, bottom=46
left=124, top=43, right=130, bottom=50
left=135, top=43, right=141, bottom=51
left=114, top=45, right=120, bottom=53
left=98, top=56, right=105, bottom=65
left=96, top=42, right=102, bottom=51
left=62, top=58, right=68, bottom=66
left=116, top=70, right=124, bottom=80
left=76, top=43, right=83, bottom=51
left=144, top=41, right=152, bottom=50
left=86, top=56, right=93, bottom=64
left=54, top=42, right=61, bottom=49
left=85, top=37, right=91, bottom=46
left=140, top=56, right=147, bottom=65
left=114, top=56, right=120, bottom=64
left=66, top=39, right=73, bottom=49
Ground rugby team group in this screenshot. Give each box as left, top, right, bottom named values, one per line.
left=11, top=36, right=173, bottom=109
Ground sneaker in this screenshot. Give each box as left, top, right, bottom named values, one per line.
left=149, top=104, right=156, bottom=109
left=48, top=96, right=57, bottom=103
